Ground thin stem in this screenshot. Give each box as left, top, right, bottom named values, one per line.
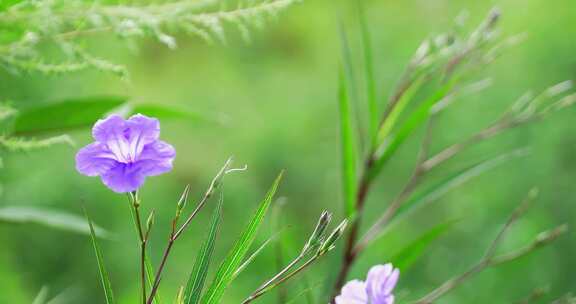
left=129, top=192, right=148, bottom=304
left=355, top=117, right=435, bottom=254
left=146, top=158, right=233, bottom=304
left=173, top=158, right=232, bottom=240
left=243, top=256, right=318, bottom=304
left=413, top=194, right=566, bottom=304
left=256, top=251, right=307, bottom=293
left=147, top=239, right=175, bottom=304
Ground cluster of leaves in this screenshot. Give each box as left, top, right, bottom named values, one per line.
left=331, top=6, right=573, bottom=302
left=0, top=0, right=301, bottom=77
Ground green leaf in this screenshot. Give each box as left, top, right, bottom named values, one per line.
left=338, top=25, right=357, bottom=217
left=391, top=220, right=458, bottom=271
left=369, top=80, right=455, bottom=180
left=128, top=104, right=210, bottom=124
left=184, top=194, right=223, bottom=304
left=363, top=149, right=529, bottom=250
left=376, top=75, right=426, bottom=146
left=232, top=229, right=284, bottom=280
left=201, top=172, right=284, bottom=304
left=13, top=96, right=127, bottom=134
left=32, top=286, right=49, bottom=304
left=395, top=148, right=529, bottom=222
left=0, top=206, right=109, bottom=238
left=338, top=68, right=358, bottom=217
left=357, top=3, right=378, bottom=145
left=84, top=208, right=115, bottom=304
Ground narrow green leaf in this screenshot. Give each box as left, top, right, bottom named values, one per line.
left=395, top=148, right=529, bottom=221
left=32, top=286, right=49, bottom=304
left=0, top=206, right=109, bottom=238
left=363, top=148, right=529, bottom=250
left=128, top=104, right=212, bottom=124
left=376, top=75, right=426, bottom=145
left=84, top=208, right=115, bottom=304
left=357, top=3, right=378, bottom=145
left=232, top=228, right=285, bottom=280
left=370, top=81, right=455, bottom=180
left=13, top=96, right=127, bottom=134
left=184, top=194, right=223, bottom=304
left=338, top=71, right=358, bottom=217
left=391, top=220, right=458, bottom=271
left=201, top=172, right=284, bottom=304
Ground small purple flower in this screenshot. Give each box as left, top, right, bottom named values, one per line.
left=335, top=264, right=399, bottom=304
left=75, top=114, right=176, bottom=193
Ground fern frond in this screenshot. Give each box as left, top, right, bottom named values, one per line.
left=0, top=135, right=74, bottom=152
left=0, top=0, right=301, bottom=76
left=0, top=104, right=17, bottom=122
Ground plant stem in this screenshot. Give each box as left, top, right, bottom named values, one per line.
left=243, top=255, right=318, bottom=304
left=413, top=193, right=567, bottom=304
left=146, top=159, right=233, bottom=304
left=129, top=192, right=148, bottom=304
left=147, top=237, right=175, bottom=304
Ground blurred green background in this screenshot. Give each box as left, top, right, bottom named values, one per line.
left=1, top=0, right=575, bottom=303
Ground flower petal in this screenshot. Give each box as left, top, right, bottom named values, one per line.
left=75, top=143, right=118, bottom=176
left=126, top=114, right=160, bottom=159
left=101, top=163, right=146, bottom=193
left=92, top=114, right=160, bottom=163
left=135, top=140, right=176, bottom=176
left=366, top=264, right=399, bottom=304
left=335, top=280, right=368, bottom=304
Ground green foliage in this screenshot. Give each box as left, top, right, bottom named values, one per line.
left=391, top=220, right=457, bottom=271
left=0, top=206, right=109, bottom=238
left=0, top=134, right=73, bottom=152
left=0, top=0, right=301, bottom=76
left=84, top=209, right=116, bottom=304
left=201, top=171, right=283, bottom=304
left=183, top=194, right=223, bottom=304
left=13, top=96, right=127, bottom=134
left=338, top=25, right=358, bottom=217
left=395, top=148, right=529, bottom=223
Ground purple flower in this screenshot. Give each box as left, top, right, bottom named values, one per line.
left=75, top=114, right=176, bottom=193
left=335, top=264, right=399, bottom=304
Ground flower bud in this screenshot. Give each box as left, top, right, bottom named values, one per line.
left=177, top=185, right=191, bottom=212
left=303, top=210, right=332, bottom=253
left=318, top=219, right=348, bottom=256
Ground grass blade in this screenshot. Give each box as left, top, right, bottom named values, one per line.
left=338, top=20, right=359, bottom=217
left=84, top=208, right=115, bottom=304
left=391, top=220, right=458, bottom=271
left=357, top=3, right=378, bottom=145
left=32, top=286, right=49, bottom=304
left=201, top=172, right=284, bottom=304
left=370, top=81, right=455, bottom=180
left=338, top=70, right=358, bottom=217
left=395, top=148, right=529, bottom=221
left=184, top=193, right=224, bottom=304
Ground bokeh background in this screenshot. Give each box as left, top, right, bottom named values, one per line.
left=1, top=0, right=575, bottom=303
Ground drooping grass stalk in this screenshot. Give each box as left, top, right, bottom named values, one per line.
left=414, top=190, right=567, bottom=304
left=331, top=8, right=575, bottom=301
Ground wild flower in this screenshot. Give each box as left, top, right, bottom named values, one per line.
left=335, top=264, right=399, bottom=304
left=75, top=114, right=175, bottom=193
